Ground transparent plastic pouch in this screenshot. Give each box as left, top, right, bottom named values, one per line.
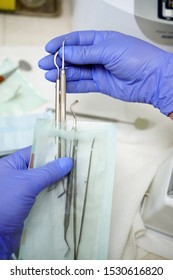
left=19, top=118, right=116, bottom=260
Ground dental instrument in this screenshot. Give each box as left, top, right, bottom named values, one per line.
left=0, top=60, right=31, bottom=84
left=76, top=138, right=95, bottom=259
left=54, top=39, right=67, bottom=158
left=64, top=100, right=78, bottom=256
left=54, top=51, right=61, bottom=127
left=49, top=40, right=67, bottom=194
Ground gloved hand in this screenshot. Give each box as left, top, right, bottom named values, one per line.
left=39, top=30, right=173, bottom=116
left=0, top=147, right=72, bottom=259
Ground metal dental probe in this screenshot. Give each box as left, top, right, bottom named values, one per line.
left=64, top=100, right=78, bottom=256
left=60, top=38, right=68, bottom=158
left=49, top=47, right=66, bottom=193
left=76, top=138, right=96, bottom=259
left=60, top=39, right=67, bottom=125
left=50, top=40, right=67, bottom=195
left=54, top=50, right=61, bottom=157
left=58, top=39, right=68, bottom=197
left=47, top=52, right=61, bottom=192
left=70, top=100, right=79, bottom=260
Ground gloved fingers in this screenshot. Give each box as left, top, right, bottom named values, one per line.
left=27, top=157, right=73, bottom=195
left=0, top=146, right=31, bottom=170
left=45, top=30, right=108, bottom=54
left=38, top=54, right=70, bottom=70
left=42, top=44, right=104, bottom=75
left=38, top=54, right=60, bottom=70
left=44, top=69, right=57, bottom=82
left=58, top=45, right=105, bottom=65
left=45, top=33, right=75, bottom=54
left=66, top=66, right=93, bottom=81
left=45, top=66, right=93, bottom=82
left=66, top=80, right=99, bottom=93
left=43, top=77, right=99, bottom=93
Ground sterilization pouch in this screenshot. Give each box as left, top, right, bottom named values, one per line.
left=19, top=118, right=116, bottom=260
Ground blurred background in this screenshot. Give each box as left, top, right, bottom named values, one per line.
left=1, top=0, right=173, bottom=260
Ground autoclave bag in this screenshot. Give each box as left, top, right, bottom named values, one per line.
left=19, top=118, right=116, bottom=260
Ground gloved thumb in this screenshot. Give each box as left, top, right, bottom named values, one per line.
left=26, top=157, right=73, bottom=195
left=59, top=45, right=104, bottom=65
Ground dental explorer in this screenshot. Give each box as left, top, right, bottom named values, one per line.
left=54, top=38, right=67, bottom=158
left=64, top=100, right=78, bottom=256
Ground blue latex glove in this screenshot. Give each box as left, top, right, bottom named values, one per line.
left=0, top=147, right=72, bottom=260
left=39, top=30, right=173, bottom=116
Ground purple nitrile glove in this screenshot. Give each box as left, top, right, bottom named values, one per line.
left=0, top=146, right=72, bottom=259
left=39, top=30, right=173, bottom=116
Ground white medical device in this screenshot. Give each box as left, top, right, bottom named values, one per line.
left=72, top=0, right=173, bottom=50
left=135, top=0, right=173, bottom=46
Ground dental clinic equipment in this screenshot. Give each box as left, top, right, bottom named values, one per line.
left=19, top=39, right=116, bottom=260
